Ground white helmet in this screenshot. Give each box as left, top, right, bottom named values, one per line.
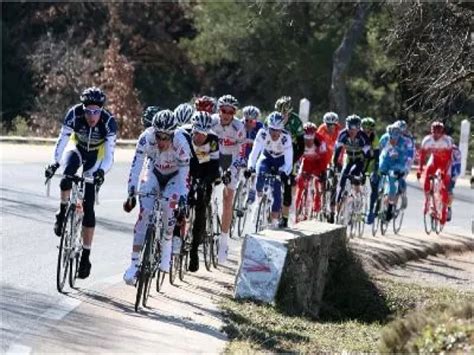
left=323, top=112, right=339, bottom=124
left=174, top=103, right=194, bottom=126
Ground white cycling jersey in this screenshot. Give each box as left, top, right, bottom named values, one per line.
left=211, top=114, right=245, bottom=158
left=247, top=128, right=293, bottom=175
left=127, top=127, right=191, bottom=195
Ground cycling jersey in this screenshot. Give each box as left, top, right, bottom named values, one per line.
left=334, top=129, right=371, bottom=164
left=364, top=131, right=380, bottom=173
left=183, top=128, right=220, bottom=182
left=401, top=132, right=415, bottom=172
left=451, top=145, right=462, bottom=179
left=298, top=132, right=330, bottom=176
left=247, top=128, right=293, bottom=175
left=419, top=134, right=453, bottom=173
left=266, top=112, right=304, bottom=162
left=317, top=123, right=341, bottom=153
left=240, top=120, right=264, bottom=160
left=127, top=127, right=191, bottom=195
left=379, top=133, right=407, bottom=174
left=211, top=114, right=245, bottom=158
left=53, top=103, right=117, bottom=172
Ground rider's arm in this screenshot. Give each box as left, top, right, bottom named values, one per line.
left=294, top=134, right=305, bottom=163
left=52, top=107, right=75, bottom=164
left=99, top=115, right=117, bottom=173
left=282, top=133, right=294, bottom=175
left=232, top=122, right=246, bottom=167
left=333, top=131, right=345, bottom=166
left=247, top=129, right=264, bottom=170
left=127, top=130, right=149, bottom=195
left=174, top=131, right=191, bottom=191
left=418, top=136, right=429, bottom=173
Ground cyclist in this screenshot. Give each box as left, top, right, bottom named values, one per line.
left=142, top=106, right=161, bottom=129
left=183, top=111, right=220, bottom=272
left=245, top=112, right=293, bottom=226
left=122, top=110, right=191, bottom=285
left=361, top=117, right=380, bottom=225
left=448, top=144, right=462, bottom=222
left=174, top=103, right=194, bottom=129
left=240, top=105, right=263, bottom=204
left=295, top=122, right=330, bottom=220
left=416, top=121, right=453, bottom=226
left=270, top=96, right=304, bottom=228
left=378, top=124, right=407, bottom=221
left=211, top=94, right=245, bottom=264
left=44, top=87, right=117, bottom=279
left=317, top=112, right=341, bottom=223
left=395, top=119, right=415, bottom=208
left=333, top=115, right=371, bottom=215
left=194, top=96, right=217, bottom=114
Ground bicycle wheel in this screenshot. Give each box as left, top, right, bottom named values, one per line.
left=180, top=206, right=194, bottom=281
left=372, top=196, right=382, bottom=237
left=231, top=180, right=244, bottom=239
left=392, top=194, right=405, bottom=235
left=203, top=205, right=213, bottom=271
left=380, top=202, right=389, bottom=236
left=69, top=213, right=83, bottom=289
left=211, top=212, right=220, bottom=269
left=135, top=227, right=153, bottom=311
left=255, top=195, right=268, bottom=232
left=57, top=206, right=74, bottom=293
left=295, top=186, right=308, bottom=223
left=237, top=181, right=251, bottom=237
left=336, top=193, right=348, bottom=226
left=169, top=253, right=180, bottom=285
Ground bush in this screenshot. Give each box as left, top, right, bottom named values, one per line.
left=9, top=116, right=30, bottom=137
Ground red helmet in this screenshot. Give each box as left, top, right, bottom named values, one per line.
left=194, top=96, right=216, bottom=114
left=304, top=122, right=317, bottom=139
left=431, top=121, right=444, bottom=134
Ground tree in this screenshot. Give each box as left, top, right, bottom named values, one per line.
left=330, top=2, right=373, bottom=120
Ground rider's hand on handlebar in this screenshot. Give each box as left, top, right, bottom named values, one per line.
left=45, top=162, right=59, bottom=179
left=416, top=171, right=422, bottom=180
left=244, top=168, right=254, bottom=179
left=222, top=170, right=232, bottom=186
left=123, top=187, right=136, bottom=213
left=93, top=169, right=105, bottom=186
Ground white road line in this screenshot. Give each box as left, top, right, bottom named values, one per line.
left=42, top=297, right=82, bottom=320
left=5, top=343, right=32, bottom=355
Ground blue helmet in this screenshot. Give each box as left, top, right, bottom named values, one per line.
left=242, top=105, right=261, bottom=120
left=80, top=87, right=106, bottom=107
left=395, top=120, right=408, bottom=133
left=152, top=110, right=177, bottom=134
left=387, top=124, right=401, bottom=140
left=267, top=111, right=285, bottom=130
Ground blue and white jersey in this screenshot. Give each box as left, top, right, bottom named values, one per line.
left=334, top=129, right=371, bottom=161
left=451, top=145, right=462, bottom=179
left=241, top=120, right=264, bottom=160
left=53, top=103, right=117, bottom=172
left=401, top=132, right=415, bottom=172
left=247, top=128, right=293, bottom=175
left=379, top=133, right=407, bottom=172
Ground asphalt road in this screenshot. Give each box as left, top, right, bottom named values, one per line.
left=1, top=143, right=472, bottom=353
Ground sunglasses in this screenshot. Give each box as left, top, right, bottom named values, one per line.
left=156, top=133, right=172, bottom=141
left=245, top=118, right=256, bottom=124
left=269, top=128, right=281, bottom=134
left=220, top=108, right=235, bottom=115
left=84, top=107, right=102, bottom=116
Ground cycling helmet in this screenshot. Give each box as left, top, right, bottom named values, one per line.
left=174, top=103, right=194, bottom=126
left=194, top=96, right=216, bottom=113
left=431, top=121, right=444, bottom=134
left=395, top=120, right=407, bottom=133
left=303, top=122, right=317, bottom=139
left=217, top=94, right=239, bottom=110
left=152, top=109, right=177, bottom=134
left=80, top=87, right=106, bottom=107
left=387, top=124, right=401, bottom=140
left=142, top=106, right=161, bottom=128
left=242, top=105, right=261, bottom=120
left=267, top=111, right=285, bottom=130
left=345, top=114, right=361, bottom=129
left=191, top=111, right=213, bottom=134
left=323, top=112, right=339, bottom=125
left=274, top=96, right=293, bottom=114
left=361, top=117, right=376, bottom=130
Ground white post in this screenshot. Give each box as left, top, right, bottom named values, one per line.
left=299, top=98, right=310, bottom=123
left=459, top=119, right=470, bottom=177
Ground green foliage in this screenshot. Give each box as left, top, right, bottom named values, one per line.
left=9, top=116, right=30, bottom=137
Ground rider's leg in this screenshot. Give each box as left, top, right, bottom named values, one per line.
left=447, top=177, right=455, bottom=222
left=423, top=165, right=435, bottom=213
left=367, top=171, right=379, bottom=223
left=271, top=175, right=283, bottom=226
left=295, top=173, right=305, bottom=213
left=78, top=181, right=96, bottom=279
left=440, top=170, right=451, bottom=224
left=123, top=173, right=157, bottom=284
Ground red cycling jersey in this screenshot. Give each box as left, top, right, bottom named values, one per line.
left=418, top=134, right=453, bottom=174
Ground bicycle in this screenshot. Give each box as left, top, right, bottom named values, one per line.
left=295, top=173, right=325, bottom=223
left=45, top=173, right=96, bottom=293
left=231, top=171, right=253, bottom=238
left=336, top=174, right=367, bottom=238
left=203, top=186, right=221, bottom=270
left=423, top=170, right=445, bottom=235
left=322, top=167, right=338, bottom=222
left=392, top=176, right=406, bottom=235
left=254, top=171, right=281, bottom=233
left=169, top=201, right=187, bottom=286
left=134, top=192, right=172, bottom=312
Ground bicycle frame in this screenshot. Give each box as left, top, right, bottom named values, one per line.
left=254, top=172, right=281, bottom=232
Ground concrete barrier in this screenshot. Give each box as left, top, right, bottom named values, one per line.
left=235, top=221, right=346, bottom=318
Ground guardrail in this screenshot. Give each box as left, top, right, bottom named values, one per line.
left=0, top=136, right=137, bottom=147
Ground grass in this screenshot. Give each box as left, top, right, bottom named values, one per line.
left=221, top=270, right=474, bottom=353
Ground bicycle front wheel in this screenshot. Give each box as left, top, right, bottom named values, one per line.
left=393, top=195, right=405, bottom=234
left=135, top=227, right=154, bottom=311
left=57, top=206, right=74, bottom=293
left=255, top=195, right=268, bottom=233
